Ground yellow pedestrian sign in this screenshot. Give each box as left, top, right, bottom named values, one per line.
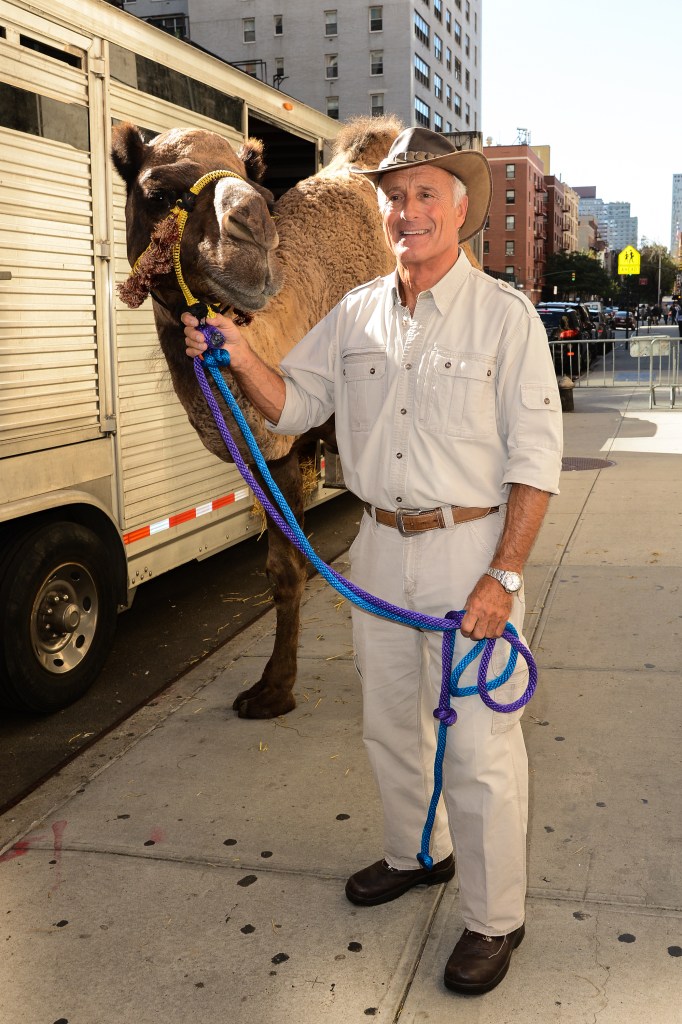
left=618, top=245, right=640, bottom=275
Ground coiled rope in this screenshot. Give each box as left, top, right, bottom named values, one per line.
left=193, top=329, right=537, bottom=869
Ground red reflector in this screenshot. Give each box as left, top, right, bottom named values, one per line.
left=558, top=329, right=579, bottom=339
left=566, top=350, right=574, bottom=356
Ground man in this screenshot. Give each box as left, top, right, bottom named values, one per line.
left=183, top=127, right=563, bottom=995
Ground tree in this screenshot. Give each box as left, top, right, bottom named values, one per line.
left=636, top=245, right=678, bottom=305
left=542, top=251, right=614, bottom=302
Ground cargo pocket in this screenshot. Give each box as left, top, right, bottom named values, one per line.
left=422, top=351, right=496, bottom=438
left=342, top=351, right=387, bottom=432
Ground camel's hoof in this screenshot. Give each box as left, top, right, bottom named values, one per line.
left=234, top=691, right=296, bottom=719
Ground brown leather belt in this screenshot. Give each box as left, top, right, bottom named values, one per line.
left=365, top=503, right=499, bottom=536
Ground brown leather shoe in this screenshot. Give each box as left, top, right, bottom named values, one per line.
left=345, top=854, right=455, bottom=906
left=444, top=924, right=525, bottom=995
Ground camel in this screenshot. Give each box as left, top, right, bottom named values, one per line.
left=112, top=115, right=405, bottom=718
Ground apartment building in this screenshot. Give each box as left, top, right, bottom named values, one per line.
left=180, top=0, right=481, bottom=133
left=482, top=144, right=546, bottom=305
left=670, top=173, right=682, bottom=258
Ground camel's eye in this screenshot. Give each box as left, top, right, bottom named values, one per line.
left=142, top=184, right=176, bottom=209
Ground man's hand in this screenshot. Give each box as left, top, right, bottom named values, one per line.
left=460, top=574, right=512, bottom=640
left=181, top=311, right=248, bottom=368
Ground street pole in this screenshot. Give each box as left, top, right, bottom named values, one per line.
left=658, top=250, right=662, bottom=308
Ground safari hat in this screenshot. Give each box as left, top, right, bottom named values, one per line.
left=353, top=126, right=492, bottom=241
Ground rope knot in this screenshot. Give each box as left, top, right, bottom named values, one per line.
left=416, top=852, right=434, bottom=870
left=433, top=707, right=458, bottom=727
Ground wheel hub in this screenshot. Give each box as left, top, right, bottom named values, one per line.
left=31, top=565, right=98, bottom=673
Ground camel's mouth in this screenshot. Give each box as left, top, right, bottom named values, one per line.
left=202, top=264, right=282, bottom=313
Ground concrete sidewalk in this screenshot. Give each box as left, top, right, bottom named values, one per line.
left=2, top=387, right=682, bottom=1024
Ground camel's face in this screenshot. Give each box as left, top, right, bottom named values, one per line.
left=112, top=125, right=283, bottom=312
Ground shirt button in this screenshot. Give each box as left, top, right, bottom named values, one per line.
left=444, top=361, right=451, bottom=368
left=396, top=452, right=402, bottom=459
left=405, top=363, right=412, bottom=370
left=544, top=396, right=550, bottom=404
left=400, top=408, right=407, bottom=414
left=370, top=367, right=375, bottom=374
left=487, top=369, right=492, bottom=377
left=396, top=497, right=403, bottom=503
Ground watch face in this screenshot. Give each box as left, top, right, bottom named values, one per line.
left=503, top=571, right=522, bottom=593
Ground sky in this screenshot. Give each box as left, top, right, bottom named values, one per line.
left=481, top=0, right=681, bottom=249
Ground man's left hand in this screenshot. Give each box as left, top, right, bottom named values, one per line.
left=460, top=575, right=513, bottom=640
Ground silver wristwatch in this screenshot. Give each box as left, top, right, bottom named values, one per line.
left=485, top=568, right=523, bottom=594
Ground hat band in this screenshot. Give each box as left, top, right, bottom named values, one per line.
left=387, top=149, right=440, bottom=167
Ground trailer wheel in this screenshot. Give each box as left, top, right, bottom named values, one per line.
left=0, top=522, right=118, bottom=713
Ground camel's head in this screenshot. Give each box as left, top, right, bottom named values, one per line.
left=111, top=124, right=283, bottom=314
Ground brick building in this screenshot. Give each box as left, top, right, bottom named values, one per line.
left=482, top=144, right=546, bottom=305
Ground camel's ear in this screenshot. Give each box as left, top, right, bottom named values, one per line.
left=111, top=122, right=148, bottom=190
left=237, top=137, right=267, bottom=183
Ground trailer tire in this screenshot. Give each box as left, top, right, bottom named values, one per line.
left=0, top=522, right=118, bottom=713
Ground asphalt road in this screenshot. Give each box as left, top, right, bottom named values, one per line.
left=0, top=491, right=364, bottom=814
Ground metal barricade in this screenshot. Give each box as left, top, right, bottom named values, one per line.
left=549, top=336, right=680, bottom=407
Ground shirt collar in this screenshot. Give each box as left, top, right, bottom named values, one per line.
left=390, top=248, right=472, bottom=314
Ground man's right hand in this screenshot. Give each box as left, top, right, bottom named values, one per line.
left=181, top=311, right=248, bottom=368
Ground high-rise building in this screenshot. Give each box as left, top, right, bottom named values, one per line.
left=574, top=187, right=637, bottom=251
left=183, top=0, right=482, bottom=133
left=482, top=144, right=546, bottom=304
left=671, top=173, right=682, bottom=258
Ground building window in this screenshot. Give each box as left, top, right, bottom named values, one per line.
left=474, top=43, right=478, bottom=66
left=414, top=54, right=430, bottom=87
left=465, top=0, right=470, bottom=20
left=445, top=46, right=452, bottom=70
left=274, top=56, right=285, bottom=84
left=414, top=12, right=430, bottom=46
left=464, top=102, right=470, bottom=124
left=415, top=96, right=430, bottom=127
left=454, top=19, right=462, bottom=45
left=454, top=92, right=461, bottom=116
left=370, top=50, right=383, bottom=75
left=434, top=0, right=443, bottom=20
left=465, top=68, right=470, bottom=91
left=369, top=5, right=383, bottom=31
left=326, top=96, right=339, bottom=119
left=434, top=34, right=443, bottom=61
left=325, top=54, right=338, bottom=78
left=434, top=111, right=443, bottom=132
left=243, top=17, right=255, bottom=43
left=474, top=10, right=477, bottom=30
left=506, top=189, right=515, bottom=203
left=474, top=77, right=477, bottom=98
left=454, top=56, right=462, bottom=81
left=445, top=9, right=452, bottom=32
left=445, top=82, right=452, bottom=107
left=506, top=215, right=515, bottom=230
left=505, top=266, right=515, bottom=277
left=434, top=73, right=443, bottom=99
left=505, top=240, right=515, bottom=256
left=446, top=120, right=452, bottom=132
left=324, top=9, right=338, bottom=35
left=146, top=14, right=189, bottom=39
left=483, top=240, right=489, bottom=254
left=465, top=33, right=470, bottom=55
left=274, top=14, right=283, bottom=35
left=506, top=163, right=515, bottom=179
left=370, top=92, right=384, bottom=116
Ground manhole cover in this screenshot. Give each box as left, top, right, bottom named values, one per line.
left=561, top=457, right=615, bottom=471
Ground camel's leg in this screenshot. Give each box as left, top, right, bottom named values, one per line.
left=233, top=450, right=308, bottom=718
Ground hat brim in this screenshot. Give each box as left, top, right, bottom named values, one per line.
left=353, top=149, right=492, bottom=242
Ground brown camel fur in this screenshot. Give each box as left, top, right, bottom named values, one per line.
left=112, top=117, right=480, bottom=718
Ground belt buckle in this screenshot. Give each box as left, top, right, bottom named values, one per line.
left=395, top=508, right=422, bottom=536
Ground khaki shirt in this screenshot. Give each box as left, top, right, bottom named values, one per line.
left=272, top=250, right=563, bottom=510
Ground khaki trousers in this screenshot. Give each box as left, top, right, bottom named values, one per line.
left=349, top=508, right=529, bottom=935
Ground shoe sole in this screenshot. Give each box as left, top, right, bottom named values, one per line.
left=345, top=863, right=456, bottom=907
left=443, top=924, right=525, bottom=995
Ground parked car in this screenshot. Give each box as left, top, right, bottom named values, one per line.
left=536, top=308, right=587, bottom=374
left=536, top=301, right=595, bottom=340
left=613, top=309, right=635, bottom=329
left=588, top=309, right=615, bottom=342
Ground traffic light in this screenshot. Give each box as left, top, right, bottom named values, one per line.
left=571, top=272, right=576, bottom=282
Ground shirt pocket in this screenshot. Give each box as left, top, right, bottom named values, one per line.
left=341, top=351, right=387, bottom=432
left=421, top=350, right=496, bottom=438
left=517, top=383, right=562, bottom=447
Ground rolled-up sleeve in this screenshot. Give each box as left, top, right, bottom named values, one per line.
left=497, top=312, right=563, bottom=494
left=265, top=308, right=339, bottom=434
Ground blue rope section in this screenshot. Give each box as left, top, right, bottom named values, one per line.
left=193, top=328, right=537, bottom=869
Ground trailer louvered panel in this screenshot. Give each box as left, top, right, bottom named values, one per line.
left=0, top=127, right=99, bottom=451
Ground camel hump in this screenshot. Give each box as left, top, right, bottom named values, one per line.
left=331, top=115, right=404, bottom=170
